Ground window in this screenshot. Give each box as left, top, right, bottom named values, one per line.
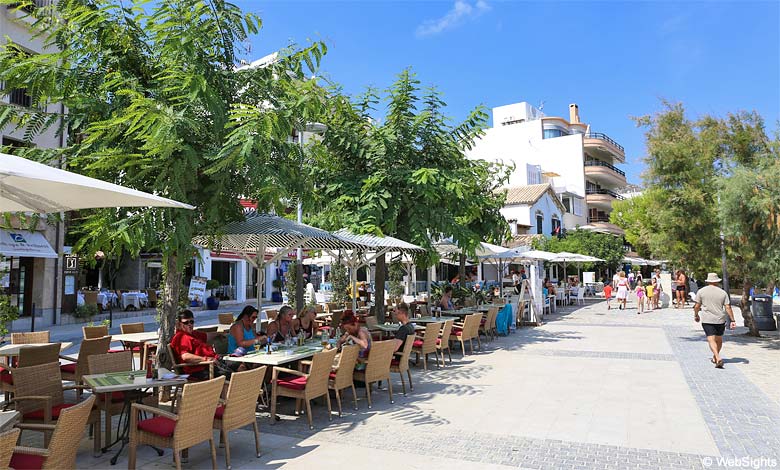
left=536, top=212, right=544, bottom=235
left=543, top=127, right=569, bottom=139
left=1, top=137, right=30, bottom=154
left=573, top=197, right=584, bottom=216
left=562, top=197, right=571, bottom=213
left=551, top=216, right=561, bottom=235
left=526, top=164, right=542, bottom=185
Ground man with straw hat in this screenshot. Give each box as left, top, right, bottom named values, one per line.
left=693, top=273, right=737, bottom=369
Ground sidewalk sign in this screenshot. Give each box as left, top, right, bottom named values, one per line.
left=188, top=276, right=207, bottom=303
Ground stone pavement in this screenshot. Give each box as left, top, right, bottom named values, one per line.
left=55, top=294, right=780, bottom=469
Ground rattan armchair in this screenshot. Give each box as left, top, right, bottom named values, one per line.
left=0, top=428, right=19, bottom=469
left=8, top=362, right=102, bottom=457
left=128, top=376, right=225, bottom=470
left=10, top=331, right=50, bottom=344
left=120, top=322, right=156, bottom=368
left=1, top=343, right=61, bottom=400
left=478, top=307, right=499, bottom=342
left=218, top=313, right=235, bottom=325
left=270, top=348, right=337, bottom=429
left=390, top=333, right=415, bottom=396
left=353, top=340, right=395, bottom=409
left=412, top=322, right=442, bottom=370
left=59, top=336, right=111, bottom=394
left=82, top=325, right=108, bottom=339
left=450, top=313, right=482, bottom=355
left=213, top=367, right=266, bottom=469
left=10, top=395, right=96, bottom=470
left=328, top=345, right=359, bottom=417
left=437, top=319, right=454, bottom=365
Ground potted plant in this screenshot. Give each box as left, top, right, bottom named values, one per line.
left=205, top=279, right=221, bottom=310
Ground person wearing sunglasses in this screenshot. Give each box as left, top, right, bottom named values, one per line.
left=228, top=305, right=267, bottom=354
left=170, top=309, right=239, bottom=380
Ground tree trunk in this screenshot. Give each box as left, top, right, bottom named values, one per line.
left=739, top=277, right=760, bottom=337
left=375, top=255, right=387, bottom=323
left=158, top=252, right=182, bottom=368
left=458, top=254, right=466, bottom=289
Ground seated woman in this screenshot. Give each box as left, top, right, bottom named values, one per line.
left=228, top=305, right=266, bottom=354
left=294, top=305, right=319, bottom=339
left=170, top=309, right=240, bottom=380
left=336, top=311, right=371, bottom=370
left=265, top=305, right=296, bottom=343
left=439, top=285, right=455, bottom=310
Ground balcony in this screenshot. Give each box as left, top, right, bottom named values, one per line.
left=584, top=132, right=625, bottom=162
left=584, top=216, right=624, bottom=236
left=584, top=160, right=626, bottom=188
left=585, top=188, right=623, bottom=210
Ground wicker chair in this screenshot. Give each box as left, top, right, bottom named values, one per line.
left=0, top=343, right=61, bottom=399
left=328, top=344, right=359, bottom=417
left=437, top=320, right=454, bottom=365
left=390, top=333, right=415, bottom=396
left=10, top=395, right=96, bottom=470
left=478, top=307, right=499, bottom=342
left=418, top=304, right=430, bottom=317
left=11, top=331, right=50, bottom=344
left=270, top=348, right=337, bottom=429
left=128, top=376, right=225, bottom=470
left=325, top=302, right=339, bottom=313
left=82, top=325, right=108, bottom=339
left=59, top=336, right=111, bottom=393
left=0, top=428, right=19, bottom=469
left=213, top=367, right=266, bottom=469
left=145, top=289, right=158, bottom=308
left=218, top=313, right=234, bottom=325
left=83, top=291, right=100, bottom=310
left=450, top=313, right=482, bottom=355
left=353, top=340, right=395, bottom=409
left=265, top=309, right=278, bottom=321
left=8, top=362, right=101, bottom=457
left=87, top=351, right=154, bottom=447
left=412, top=322, right=442, bottom=370
left=120, top=322, right=156, bottom=367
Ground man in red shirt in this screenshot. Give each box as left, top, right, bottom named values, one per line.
left=170, top=309, right=238, bottom=380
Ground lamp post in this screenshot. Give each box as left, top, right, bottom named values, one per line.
left=296, top=122, right=327, bottom=310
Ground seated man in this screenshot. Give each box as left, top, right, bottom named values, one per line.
left=392, top=303, right=415, bottom=353
left=170, top=309, right=240, bottom=380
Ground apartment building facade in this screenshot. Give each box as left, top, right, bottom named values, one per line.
left=467, top=101, right=626, bottom=236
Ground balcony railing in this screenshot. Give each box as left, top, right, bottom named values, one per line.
left=585, top=132, right=625, bottom=153
left=584, top=159, right=625, bottom=177
left=8, top=88, right=32, bottom=108
left=586, top=188, right=624, bottom=200
left=587, top=215, right=612, bottom=224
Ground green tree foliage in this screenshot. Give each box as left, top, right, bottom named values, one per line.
left=309, top=69, right=510, bottom=319
left=533, top=230, right=625, bottom=274
left=329, top=264, right=350, bottom=305
left=0, top=0, right=325, bottom=358
left=610, top=191, right=661, bottom=258
left=387, top=261, right=405, bottom=303
left=285, top=261, right=299, bottom=310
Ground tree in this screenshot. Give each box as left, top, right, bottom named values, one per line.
left=610, top=191, right=661, bottom=258
left=308, top=70, right=510, bottom=320
left=0, top=0, right=325, bottom=361
left=533, top=229, right=625, bottom=278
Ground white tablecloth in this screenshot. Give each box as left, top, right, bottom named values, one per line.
left=96, top=292, right=118, bottom=309
left=121, top=292, right=148, bottom=310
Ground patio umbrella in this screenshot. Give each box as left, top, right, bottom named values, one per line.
left=193, top=212, right=363, bottom=311
left=0, top=152, right=194, bottom=212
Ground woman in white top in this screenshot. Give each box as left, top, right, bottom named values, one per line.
left=616, top=271, right=629, bottom=310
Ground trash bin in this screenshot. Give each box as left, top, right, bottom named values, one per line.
left=750, top=295, right=777, bottom=331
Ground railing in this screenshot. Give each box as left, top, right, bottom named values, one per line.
left=587, top=215, right=612, bottom=223
left=584, top=160, right=626, bottom=177
left=585, top=132, right=625, bottom=153
left=586, top=188, right=624, bottom=200
left=8, top=88, right=32, bottom=107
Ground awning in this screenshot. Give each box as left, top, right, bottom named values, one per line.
left=0, top=229, right=57, bottom=258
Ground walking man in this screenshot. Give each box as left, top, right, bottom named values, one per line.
left=693, top=273, right=736, bottom=369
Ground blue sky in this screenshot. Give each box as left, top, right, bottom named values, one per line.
left=238, top=1, right=780, bottom=185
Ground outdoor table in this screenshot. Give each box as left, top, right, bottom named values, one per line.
left=225, top=341, right=327, bottom=367
left=83, top=370, right=188, bottom=465
left=120, top=292, right=148, bottom=310
left=0, top=342, right=73, bottom=357
left=97, top=292, right=117, bottom=309
left=0, top=410, right=19, bottom=432
left=413, top=316, right=457, bottom=324
left=112, top=331, right=158, bottom=343
left=444, top=308, right=477, bottom=317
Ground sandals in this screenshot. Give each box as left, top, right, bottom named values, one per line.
left=715, top=360, right=724, bottom=369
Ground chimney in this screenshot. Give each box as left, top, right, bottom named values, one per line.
left=569, top=103, right=580, bottom=124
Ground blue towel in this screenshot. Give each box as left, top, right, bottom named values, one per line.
left=496, top=304, right=513, bottom=335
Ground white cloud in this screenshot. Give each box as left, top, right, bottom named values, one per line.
left=416, top=0, right=491, bottom=37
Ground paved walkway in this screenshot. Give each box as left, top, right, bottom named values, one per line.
left=56, top=296, right=780, bottom=469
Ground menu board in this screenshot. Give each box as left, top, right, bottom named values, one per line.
left=188, top=276, right=208, bottom=302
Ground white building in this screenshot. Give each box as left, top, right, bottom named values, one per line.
left=500, top=183, right=566, bottom=238
left=1, top=2, right=66, bottom=328
left=467, top=102, right=626, bottom=235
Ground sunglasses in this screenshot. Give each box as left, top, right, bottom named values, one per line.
left=180, top=320, right=195, bottom=325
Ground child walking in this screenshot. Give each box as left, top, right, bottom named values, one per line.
left=603, top=283, right=613, bottom=310
left=635, top=282, right=645, bottom=314
left=645, top=281, right=654, bottom=311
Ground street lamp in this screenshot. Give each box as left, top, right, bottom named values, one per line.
left=296, top=122, right=327, bottom=309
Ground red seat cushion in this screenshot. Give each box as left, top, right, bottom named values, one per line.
left=480, top=319, right=486, bottom=325
left=60, top=363, right=77, bottom=374
left=329, top=372, right=337, bottom=380
left=318, top=326, right=332, bottom=330
left=97, top=391, right=126, bottom=403
left=0, top=373, right=12, bottom=385
left=277, top=375, right=307, bottom=390
left=10, top=452, right=46, bottom=470
left=23, top=403, right=75, bottom=420
left=451, top=328, right=463, bottom=336
left=436, top=338, right=442, bottom=345
left=390, top=359, right=400, bottom=366
left=214, top=405, right=225, bottom=420
left=412, top=339, right=423, bottom=348
left=137, top=416, right=176, bottom=437
left=0, top=366, right=9, bottom=375
left=108, top=349, right=126, bottom=353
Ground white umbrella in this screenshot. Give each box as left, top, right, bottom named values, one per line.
left=0, top=152, right=194, bottom=212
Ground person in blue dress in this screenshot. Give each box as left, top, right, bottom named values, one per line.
left=228, top=305, right=266, bottom=354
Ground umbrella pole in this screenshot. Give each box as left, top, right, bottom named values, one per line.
left=351, top=262, right=358, bottom=312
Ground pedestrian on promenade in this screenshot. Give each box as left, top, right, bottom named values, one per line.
left=635, top=282, right=645, bottom=314
left=693, top=273, right=736, bottom=369
left=603, top=283, right=613, bottom=310
left=616, top=272, right=629, bottom=310
left=675, top=270, right=688, bottom=308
